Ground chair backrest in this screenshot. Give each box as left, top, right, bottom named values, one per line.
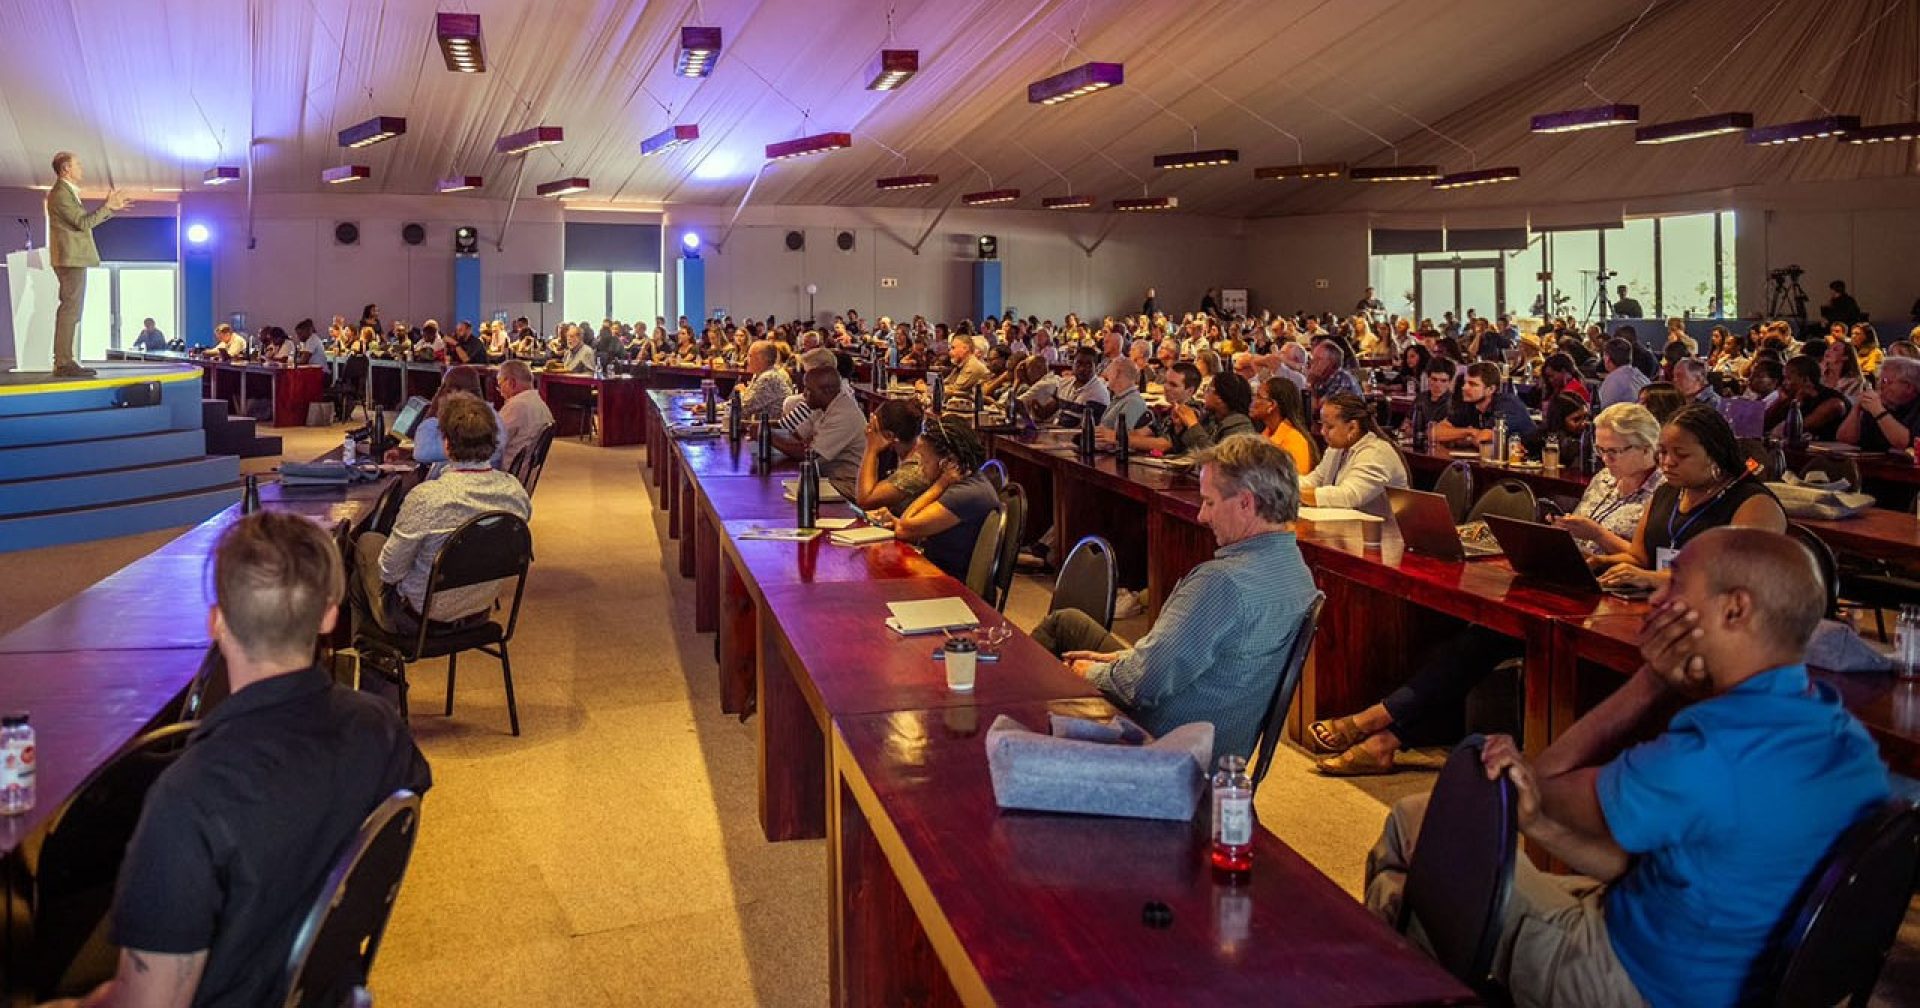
left=1754, top=799, right=1920, bottom=1007
left=1434, top=461, right=1475, bottom=523
left=963, top=507, right=1007, bottom=599
left=352, top=476, right=409, bottom=540
left=281, top=791, right=423, bottom=1008
left=1736, top=437, right=1787, bottom=481
left=1785, top=522, right=1841, bottom=618
left=33, top=722, right=199, bottom=999
left=1465, top=479, right=1538, bottom=525
left=990, top=483, right=1027, bottom=611
left=412, top=511, right=534, bottom=654
left=181, top=644, right=230, bottom=723
left=1048, top=536, right=1118, bottom=630
left=1399, top=734, right=1517, bottom=993
left=341, top=352, right=371, bottom=389
left=1250, top=593, right=1326, bottom=794
left=510, top=424, right=558, bottom=494
left=979, top=458, right=1008, bottom=492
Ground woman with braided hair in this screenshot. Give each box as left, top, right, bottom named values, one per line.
left=864, top=416, right=1002, bottom=580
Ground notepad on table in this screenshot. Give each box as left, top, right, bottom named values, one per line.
left=736, top=527, right=823, bottom=542
left=782, top=479, right=846, bottom=502
left=1297, top=506, right=1385, bottom=523
left=884, top=597, right=980, bottom=636
left=830, top=526, right=895, bottom=546
left=814, top=517, right=858, bottom=530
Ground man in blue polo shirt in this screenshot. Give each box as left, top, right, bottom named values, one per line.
left=1365, top=527, right=1888, bottom=1008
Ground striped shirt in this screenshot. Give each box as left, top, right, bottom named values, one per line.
left=1088, top=529, right=1317, bottom=758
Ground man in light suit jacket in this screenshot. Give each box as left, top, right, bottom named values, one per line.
left=45, top=151, right=129, bottom=377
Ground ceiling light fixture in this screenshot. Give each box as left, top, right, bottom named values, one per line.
left=866, top=49, right=919, bottom=91
left=875, top=173, right=939, bottom=190
left=1632, top=112, right=1754, bottom=144
left=641, top=124, right=701, bottom=156
left=1028, top=61, right=1123, bottom=106
left=337, top=115, right=407, bottom=149
left=1746, top=115, right=1860, bottom=145
left=962, top=188, right=1021, bottom=205
left=496, top=126, right=564, bottom=155
left=321, top=164, right=370, bottom=185
left=202, top=166, right=241, bottom=186
left=1152, top=148, right=1239, bottom=170
left=764, top=132, right=853, bottom=161
left=436, top=13, right=485, bottom=73
left=436, top=175, right=484, bottom=193
left=1114, top=196, right=1177, bottom=211
left=677, top=26, right=722, bottom=78
left=1041, top=195, right=1095, bottom=210
left=1844, top=121, right=1920, bottom=144
left=535, top=177, right=590, bottom=198
left=1347, top=164, right=1441, bottom=182
left=1432, top=165, right=1522, bottom=190
left=1253, top=162, right=1347, bottom=180
left=1529, top=103, right=1640, bottom=133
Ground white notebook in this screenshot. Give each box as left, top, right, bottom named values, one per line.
left=830, top=526, right=895, bottom=546
left=884, top=597, right=979, bottom=636
left=781, top=479, right=846, bottom=501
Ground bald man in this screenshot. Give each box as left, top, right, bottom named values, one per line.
left=736, top=339, right=794, bottom=420
left=1366, top=528, right=1888, bottom=1008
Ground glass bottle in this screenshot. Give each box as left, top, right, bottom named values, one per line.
left=1898, top=605, right=1920, bottom=682
left=1, top=713, right=35, bottom=816
left=1210, top=754, right=1253, bottom=881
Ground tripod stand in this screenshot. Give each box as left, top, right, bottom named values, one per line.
left=1766, top=272, right=1809, bottom=319
left=1582, top=270, right=1611, bottom=326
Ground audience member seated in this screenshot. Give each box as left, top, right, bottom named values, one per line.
left=495, top=360, right=554, bottom=469
left=449, top=321, right=488, bottom=366
left=1365, top=528, right=1889, bottom=1007
left=1669, top=357, right=1719, bottom=411
left=1306, top=339, right=1362, bottom=413
left=1597, top=337, right=1649, bottom=409
left=1191, top=371, right=1259, bottom=448
left=772, top=366, right=865, bottom=499
left=133, top=316, right=167, bottom=351
left=1636, top=381, right=1687, bottom=425
left=1031, top=435, right=1317, bottom=757
left=864, top=417, right=999, bottom=581
left=933, top=336, right=991, bottom=404
left=1020, top=345, right=1109, bottom=425
left=1432, top=362, right=1537, bottom=448
left=1770, top=355, right=1848, bottom=441
left=556, top=325, right=595, bottom=373
left=1539, top=351, right=1590, bottom=404
left=386, top=365, right=505, bottom=473
left=353, top=394, right=532, bottom=636
left=85, top=511, right=431, bottom=1007
left=214, top=323, right=249, bottom=358
left=1403, top=356, right=1459, bottom=438
left=856, top=399, right=929, bottom=515
left=1837, top=355, right=1920, bottom=452
left=734, top=339, right=794, bottom=422
left=1097, top=358, right=1151, bottom=435
left=1251, top=375, right=1316, bottom=476
left=1596, top=404, right=1787, bottom=595
left=292, top=319, right=326, bottom=364
left=1521, top=391, right=1590, bottom=458
left=1299, top=392, right=1409, bottom=519
left=1552, top=403, right=1664, bottom=555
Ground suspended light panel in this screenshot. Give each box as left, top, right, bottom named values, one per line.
left=765, top=132, right=853, bottom=161
left=1152, top=148, right=1239, bottom=170
left=1254, top=162, right=1347, bottom=180
left=961, top=188, right=1021, bottom=205
left=437, top=175, right=484, bottom=193
left=203, top=166, right=241, bottom=186
left=1529, top=104, right=1640, bottom=133
left=1042, top=195, right=1095, bottom=209
left=496, top=126, right=564, bottom=155
left=677, top=26, right=722, bottom=78
left=436, top=13, right=485, bottom=73
left=875, top=174, right=939, bottom=190
left=1432, top=166, right=1522, bottom=190
left=1633, top=112, right=1754, bottom=144
left=1114, top=196, right=1178, bottom=211
left=338, top=116, right=407, bottom=149
left=535, top=177, right=590, bottom=198
left=322, top=164, right=370, bottom=185
left=1028, top=62, right=1123, bottom=106
left=641, top=124, right=701, bottom=156
left=866, top=49, right=919, bottom=91
left=1348, top=164, right=1441, bottom=182
left=1746, top=115, right=1860, bottom=145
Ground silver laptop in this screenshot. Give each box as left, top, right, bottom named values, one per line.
left=1386, top=487, right=1503, bottom=561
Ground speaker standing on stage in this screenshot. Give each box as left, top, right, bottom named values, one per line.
left=45, top=151, right=130, bottom=378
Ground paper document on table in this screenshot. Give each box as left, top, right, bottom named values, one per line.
left=814, top=517, right=858, bottom=530
left=781, top=479, right=846, bottom=501
left=884, top=597, right=979, bottom=635
left=736, top=527, right=823, bottom=542
left=831, top=526, right=895, bottom=546
left=1297, top=506, right=1385, bottom=523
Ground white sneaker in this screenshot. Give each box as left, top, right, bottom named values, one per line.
left=1113, top=589, right=1145, bottom=619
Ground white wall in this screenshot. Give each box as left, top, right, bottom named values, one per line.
left=660, top=204, right=1250, bottom=326
left=1243, top=214, right=1371, bottom=317
left=1730, top=178, right=1920, bottom=328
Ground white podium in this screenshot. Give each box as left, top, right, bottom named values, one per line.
left=5, top=249, right=105, bottom=372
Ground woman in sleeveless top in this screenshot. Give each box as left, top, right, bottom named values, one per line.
left=1595, top=404, right=1787, bottom=594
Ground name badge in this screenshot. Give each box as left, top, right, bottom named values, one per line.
left=1655, top=546, right=1679, bottom=572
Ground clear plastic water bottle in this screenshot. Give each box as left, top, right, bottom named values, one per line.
left=342, top=434, right=356, bottom=466
left=1898, top=606, right=1920, bottom=681
left=1210, top=754, right=1253, bottom=881
left=1543, top=435, right=1561, bottom=477
left=1, top=713, right=35, bottom=815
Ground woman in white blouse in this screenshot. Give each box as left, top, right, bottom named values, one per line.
left=1551, top=403, right=1663, bottom=555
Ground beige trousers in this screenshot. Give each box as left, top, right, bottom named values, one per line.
left=53, top=266, right=87, bottom=368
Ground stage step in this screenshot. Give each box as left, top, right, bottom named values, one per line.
left=0, top=484, right=241, bottom=554
left=201, top=398, right=284, bottom=459
left=0, top=402, right=173, bottom=449
left=0, top=455, right=241, bottom=517
left=0, top=429, right=208, bottom=481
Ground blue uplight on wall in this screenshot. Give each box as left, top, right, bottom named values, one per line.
left=681, top=231, right=701, bottom=258
left=184, top=222, right=211, bottom=245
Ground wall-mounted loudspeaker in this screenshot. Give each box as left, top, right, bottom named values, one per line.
left=784, top=230, right=805, bottom=251
left=334, top=222, right=359, bottom=246
left=453, top=225, right=478, bottom=255
left=977, top=234, right=998, bottom=260
left=836, top=230, right=855, bottom=252
left=532, top=273, right=554, bottom=304
left=401, top=222, right=426, bottom=246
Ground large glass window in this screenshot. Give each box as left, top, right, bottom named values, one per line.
left=1548, top=230, right=1601, bottom=321
left=1717, top=211, right=1737, bottom=316
left=1607, top=218, right=1657, bottom=316
left=563, top=270, right=608, bottom=328
left=1458, top=265, right=1500, bottom=321
left=1658, top=213, right=1718, bottom=319
left=1370, top=254, right=1417, bottom=321
left=609, top=272, right=661, bottom=328
left=117, top=267, right=177, bottom=347
left=1503, top=235, right=1544, bottom=317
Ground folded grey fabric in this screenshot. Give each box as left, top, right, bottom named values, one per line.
left=986, top=714, right=1212, bottom=821
left=1808, top=619, right=1893, bottom=674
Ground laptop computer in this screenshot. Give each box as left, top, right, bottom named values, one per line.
left=1386, top=487, right=1502, bottom=561
left=392, top=395, right=431, bottom=439
left=1482, top=514, right=1604, bottom=594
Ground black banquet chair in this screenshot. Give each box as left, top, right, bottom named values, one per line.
left=280, top=790, right=424, bottom=1008
left=354, top=512, right=534, bottom=735
left=1047, top=535, right=1118, bottom=631
left=1249, top=592, right=1326, bottom=795
left=1466, top=479, right=1539, bottom=525
left=326, top=353, right=373, bottom=424
left=1434, top=461, right=1475, bottom=524
left=509, top=423, right=558, bottom=497
left=1397, top=734, right=1517, bottom=997
left=989, top=482, right=1027, bottom=612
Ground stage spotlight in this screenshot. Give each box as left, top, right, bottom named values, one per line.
left=454, top=226, right=478, bottom=255
left=185, top=223, right=210, bottom=245
left=681, top=231, right=701, bottom=258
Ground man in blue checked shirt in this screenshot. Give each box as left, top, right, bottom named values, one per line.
left=1031, top=434, right=1317, bottom=758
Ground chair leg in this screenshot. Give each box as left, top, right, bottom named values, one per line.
left=1876, top=607, right=1889, bottom=642
left=444, top=652, right=458, bottom=716
left=500, top=646, right=521, bottom=736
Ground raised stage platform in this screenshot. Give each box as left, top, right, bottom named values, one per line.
left=0, top=363, right=242, bottom=553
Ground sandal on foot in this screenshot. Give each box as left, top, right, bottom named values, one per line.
left=1314, top=745, right=1401, bottom=777
left=1306, top=716, right=1369, bottom=755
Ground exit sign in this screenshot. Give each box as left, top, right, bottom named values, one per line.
left=880, top=277, right=899, bottom=288
left=1313, top=279, right=1330, bottom=290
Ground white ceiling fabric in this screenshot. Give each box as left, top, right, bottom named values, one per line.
left=0, top=0, right=1910, bottom=217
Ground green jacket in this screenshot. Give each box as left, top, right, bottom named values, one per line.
left=46, top=181, right=113, bottom=268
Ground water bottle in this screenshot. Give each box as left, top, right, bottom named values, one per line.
left=703, top=378, right=718, bottom=419
left=797, top=450, right=821, bottom=528
left=1210, top=754, right=1253, bottom=881
left=342, top=434, right=356, bottom=466
left=972, top=383, right=984, bottom=427
left=1493, top=417, right=1509, bottom=462
left=1078, top=402, right=1098, bottom=459
left=727, top=387, right=743, bottom=443
left=1115, top=414, right=1132, bottom=466
left=0, top=713, right=35, bottom=815
left=756, top=409, right=775, bottom=465
left=1578, top=424, right=1597, bottom=474
left=1898, top=606, right=1920, bottom=681
left=1783, top=399, right=1805, bottom=446
left=243, top=474, right=261, bottom=514
left=1543, top=435, right=1561, bottom=477
left=931, top=370, right=946, bottom=413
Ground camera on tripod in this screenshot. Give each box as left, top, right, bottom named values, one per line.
left=1765, top=265, right=1810, bottom=319
left=1768, top=264, right=1805, bottom=281
left=1596, top=270, right=1618, bottom=280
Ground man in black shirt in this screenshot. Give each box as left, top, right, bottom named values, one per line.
left=1821, top=280, right=1864, bottom=326
left=95, top=511, right=430, bottom=1008
left=1141, top=287, right=1157, bottom=317
left=1611, top=284, right=1644, bottom=319
left=450, top=320, right=489, bottom=365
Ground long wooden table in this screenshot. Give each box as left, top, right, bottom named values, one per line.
left=638, top=390, right=1473, bottom=1007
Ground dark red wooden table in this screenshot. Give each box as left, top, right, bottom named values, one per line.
left=538, top=372, right=646, bottom=446
left=830, top=697, right=1476, bottom=1007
